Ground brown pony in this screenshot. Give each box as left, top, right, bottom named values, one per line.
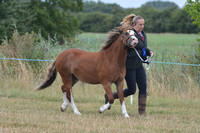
left=35, top=26, right=138, bottom=117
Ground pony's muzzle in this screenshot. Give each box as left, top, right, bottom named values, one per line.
left=127, top=38, right=138, bottom=48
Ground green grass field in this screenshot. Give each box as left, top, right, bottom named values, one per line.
left=0, top=33, right=199, bottom=132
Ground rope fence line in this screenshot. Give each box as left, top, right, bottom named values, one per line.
left=151, top=61, right=200, bottom=66
left=0, top=57, right=53, bottom=62
left=1, top=57, right=199, bottom=106
left=0, top=57, right=200, bottom=66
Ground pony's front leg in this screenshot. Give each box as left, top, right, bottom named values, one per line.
left=70, top=89, right=81, bottom=115
left=99, top=102, right=111, bottom=113
left=117, top=80, right=130, bottom=118
left=99, top=82, right=113, bottom=113
left=121, top=101, right=129, bottom=118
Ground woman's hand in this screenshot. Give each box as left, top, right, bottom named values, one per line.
left=150, top=51, right=154, bottom=56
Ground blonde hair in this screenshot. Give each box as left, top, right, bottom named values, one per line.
left=121, top=14, right=144, bottom=26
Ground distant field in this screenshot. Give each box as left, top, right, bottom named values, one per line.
left=76, top=32, right=199, bottom=62
left=48, top=32, right=199, bottom=63
left=0, top=32, right=199, bottom=132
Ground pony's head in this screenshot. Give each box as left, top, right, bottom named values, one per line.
left=101, top=27, right=138, bottom=51
left=121, top=29, right=138, bottom=48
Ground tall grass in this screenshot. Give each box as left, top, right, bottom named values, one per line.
left=0, top=32, right=199, bottom=132
left=0, top=31, right=199, bottom=94
left=0, top=31, right=199, bottom=99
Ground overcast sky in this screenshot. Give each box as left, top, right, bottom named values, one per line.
left=86, top=0, right=187, bottom=8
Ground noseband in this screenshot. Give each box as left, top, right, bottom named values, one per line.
left=121, top=30, right=136, bottom=48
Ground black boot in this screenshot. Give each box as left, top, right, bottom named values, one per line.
left=138, top=94, right=147, bottom=116
left=104, top=94, right=109, bottom=104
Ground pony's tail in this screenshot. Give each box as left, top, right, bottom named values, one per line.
left=35, top=60, right=57, bottom=91
left=120, top=14, right=136, bottom=26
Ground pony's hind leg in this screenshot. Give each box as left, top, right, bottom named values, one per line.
left=60, top=75, right=81, bottom=115
left=70, top=88, right=81, bottom=115
left=61, top=85, right=69, bottom=112
left=70, top=75, right=81, bottom=115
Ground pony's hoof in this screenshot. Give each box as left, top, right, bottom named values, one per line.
left=123, top=113, right=130, bottom=118
left=60, top=107, right=66, bottom=112
left=108, top=105, right=111, bottom=110
left=74, top=111, right=82, bottom=115
left=60, top=104, right=68, bottom=112
left=99, top=103, right=111, bottom=113
left=98, top=110, right=102, bottom=114
left=98, top=107, right=105, bottom=113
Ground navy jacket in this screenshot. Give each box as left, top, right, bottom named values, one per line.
left=126, top=30, right=151, bottom=69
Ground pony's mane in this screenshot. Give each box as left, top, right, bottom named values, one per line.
left=100, top=25, right=133, bottom=50
left=100, top=27, right=122, bottom=50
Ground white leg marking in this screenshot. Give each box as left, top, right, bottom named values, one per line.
left=121, top=101, right=130, bottom=118
left=61, top=92, right=69, bottom=112
left=70, top=89, right=81, bottom=115
left=99, top=102, right=111, bottom=113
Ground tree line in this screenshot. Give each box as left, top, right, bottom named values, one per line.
left=79, top=1, right=199, bottom=33
left=0, top=0, right=199, bottom=44
left=0, top=0, right=83, bottom=43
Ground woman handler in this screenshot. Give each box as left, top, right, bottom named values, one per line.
left=105, top=14, right=154, bottom=116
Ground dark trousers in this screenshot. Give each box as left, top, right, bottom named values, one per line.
left=123, top=66, right=147, bottom=97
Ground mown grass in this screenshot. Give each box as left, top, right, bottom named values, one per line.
left=0, top=83, right=199, bottom=133
left=0, top=32, right=200, bottom=132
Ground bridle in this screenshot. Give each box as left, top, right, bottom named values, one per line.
left=121, top=30, right=137, bottom=48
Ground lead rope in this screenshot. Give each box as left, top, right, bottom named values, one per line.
left=133, top=48, right=153, bottom=70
